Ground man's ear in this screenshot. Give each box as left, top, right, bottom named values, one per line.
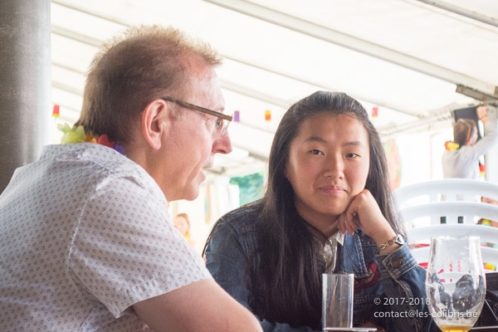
left=140, top=99, right=170, bottom=150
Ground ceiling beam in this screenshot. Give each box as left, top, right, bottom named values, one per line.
left=413, top=0, right=498, bottom=28
left=53, top=0, right=131, bottom=27
left=52, top=25, right=101, bottom=48
left=205, top=0, right=498, bottom=98
left=456, top=84, right=498, bottom=103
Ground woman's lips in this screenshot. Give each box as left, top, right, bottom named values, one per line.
left=319, top=185, right=347, bottom=194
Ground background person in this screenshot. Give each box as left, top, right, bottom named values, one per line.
left=204, top=91, right=436, bottom=332
left=174, top=212, right=196, bottom=248
left=0, top=25, right=261, bottom=332
left=442, top=105, right=498, bottom=179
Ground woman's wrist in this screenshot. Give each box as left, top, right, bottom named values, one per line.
left=378, top=241, right=401, bottom=255
left=376, top=232, right=403, bottom=255
left=373, top=229, right=396, bottom=247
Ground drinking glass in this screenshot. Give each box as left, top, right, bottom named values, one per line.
left=322, top=273, right=354, bottom=330
left=425, top=236, right=486, bottom=332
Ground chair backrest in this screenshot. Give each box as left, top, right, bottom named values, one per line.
left=395, top=178, right=498, bottom=206
left=394, top=179, right=498, bottom=271
left=400, top=201, right=498, bottom=227
left=395, top=178, right=498, bottom=226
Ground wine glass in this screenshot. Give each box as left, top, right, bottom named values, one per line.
left=425, top=236, right=486, bottom=332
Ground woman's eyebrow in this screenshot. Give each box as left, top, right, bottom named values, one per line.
left=342, top=141, right=363, bottom=147
left=303, top=136, right=327, bottom=143
left=303, top=136, right=364, bottom=147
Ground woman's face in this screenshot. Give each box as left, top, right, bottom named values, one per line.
left=285, top=113, right=370, bottom=226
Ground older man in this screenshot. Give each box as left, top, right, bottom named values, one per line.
left=0, top=26, right=261, bottom=332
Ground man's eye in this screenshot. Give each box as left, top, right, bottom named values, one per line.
left=215, top=118, right=224, bottom=129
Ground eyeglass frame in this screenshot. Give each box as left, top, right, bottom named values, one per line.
left=160, top=96, right=232, bottom=134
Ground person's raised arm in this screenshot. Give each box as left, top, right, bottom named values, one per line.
left=337, top=190, right=436, bottom=331
left=477, top=105, right=490, bottom=123
left=133, top=279, right=262, bottom=332
left=472, top=105, right=498, bottom=155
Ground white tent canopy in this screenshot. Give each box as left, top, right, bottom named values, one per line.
left=50, top=0, right=498, bottom=178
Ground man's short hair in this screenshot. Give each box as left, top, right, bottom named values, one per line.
left=77, top=25, right=222, bottom=144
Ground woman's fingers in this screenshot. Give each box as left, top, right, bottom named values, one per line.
left=345, top=211, right=355, bottom=234
left=338, top=206, right=358, bottom=235
left=337, top=214, right=347, bottom=234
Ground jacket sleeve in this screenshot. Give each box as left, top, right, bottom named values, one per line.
left=377, top=245, right=439, bottom=332
left=204, top=221, right=318, bottom=332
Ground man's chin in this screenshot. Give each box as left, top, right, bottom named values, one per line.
left=165, top=183, right=200, bottom=201
left=183, top=182, right=202, bottom=201
left=183, top=191, right=200, bottom=201
left=178, top=175, right=204, bottom=200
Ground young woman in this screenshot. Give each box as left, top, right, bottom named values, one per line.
left=204, top=91, right=435, bottom=332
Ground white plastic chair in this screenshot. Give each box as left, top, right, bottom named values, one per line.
left=394, top=179, right=498, bottom=271
left=395, top=178, right=498, bottom=207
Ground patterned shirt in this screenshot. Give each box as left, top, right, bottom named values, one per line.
left=0, top=143, right=210, bottom=331
left=321, top=232, right=344, bottom=273
left=306, top=224, right=344, bottom=273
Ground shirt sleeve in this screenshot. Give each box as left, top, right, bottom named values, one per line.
left=479, top=120, right=498, bottom=152
left=462, top=120, right=498, bottom=160
left=68, top=174, right=211, bottom=318
left=205, top=220, right=317, bottom=332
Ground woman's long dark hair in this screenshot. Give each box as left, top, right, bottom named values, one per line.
left=248, top=91, right=402, bottom=329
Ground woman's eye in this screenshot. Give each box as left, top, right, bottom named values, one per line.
left=309, top=149, right=324, bottom=156
left=346, top=152, right=360, bottom=159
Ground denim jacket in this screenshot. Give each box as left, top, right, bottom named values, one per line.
left=205, top=204, right=438, bottom=332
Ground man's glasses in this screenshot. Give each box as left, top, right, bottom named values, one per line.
left=161, top=97, right=232, bottom=135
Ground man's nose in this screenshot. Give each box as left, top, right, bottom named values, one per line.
left=213, top=132, right=232, bottom=154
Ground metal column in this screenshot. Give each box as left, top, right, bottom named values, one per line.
left=0, top=0, right=50, bottom=192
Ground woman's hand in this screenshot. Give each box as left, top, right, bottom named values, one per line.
left=337, top=189, right=397, bottom=253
